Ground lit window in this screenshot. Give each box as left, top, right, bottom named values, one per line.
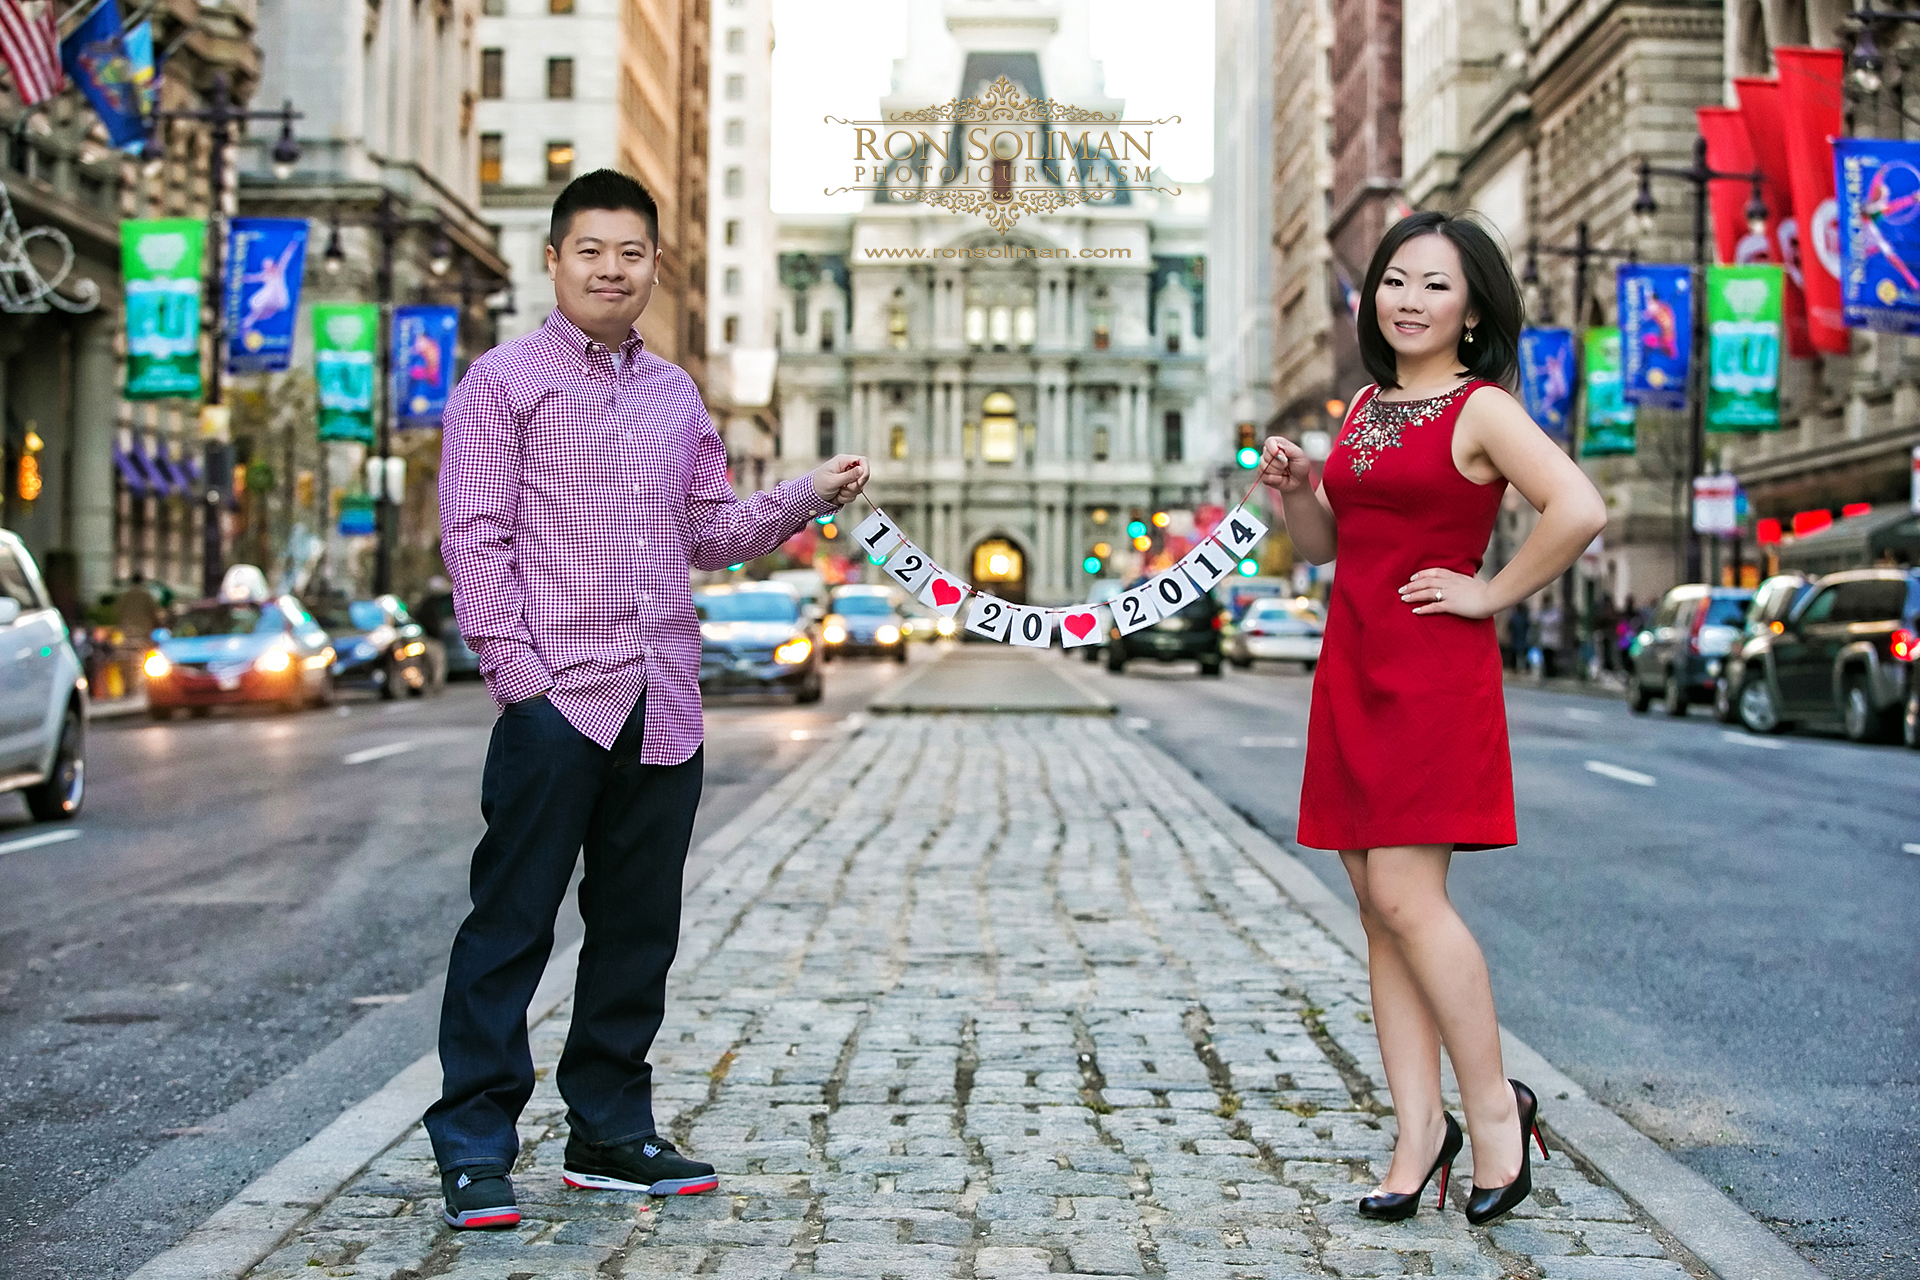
left=1091, top=307, right=1111, bottom=351
left=723, top=315, right=739, bottom=343
left=989, top=306, right=1012, bottom=346
left=1092, top=426, right=1110, bottom=461
left=549, top=0, right=574, bottom=13
left=480, top=49, right=504, bottom=100
left=981, top=391, right=1017, bottom=463
left=964, top=306, right=986, bottom=345
left=890, top=425, right=907, bottom=459
left=888, top=307, right=909, bottom=349
left=1015, top=305, right=1036, bottom=346
left=479, top=133, right=503, bottom=185
left=546, top=141, right=574, bottom=185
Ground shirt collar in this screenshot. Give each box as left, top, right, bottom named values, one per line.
left=542, top=308, right=646, bottom=371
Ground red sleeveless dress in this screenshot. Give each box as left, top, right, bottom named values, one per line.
left=1297, top=380, right=1516, bottom=852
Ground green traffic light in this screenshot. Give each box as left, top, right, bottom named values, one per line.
left=814, top=513, right=835, bottom=525
left=1236, top=446, right=1260, bottom=468
left=1082, top=555, right=1102, bottom=574
left=1237, top=558, right=1258, bottom=577
left=1126, top=520, right=1147, bottom=538
left=868, top=553, right=887, bottom=565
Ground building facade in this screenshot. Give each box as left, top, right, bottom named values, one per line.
left=1328, top=0, right=1404, bottom=395
left=1210, top=0, right=1274, bottom=443
left=1270, top=0, right=1341, bottom=441
left=769, top=0, right=1213, bottom=608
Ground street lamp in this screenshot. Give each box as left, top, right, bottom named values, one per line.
left=1628, top=138, right=1767, bottom=585
left=1845, top=9, right=1920, bottom=94
left=322, top=219, right=345, bottom=275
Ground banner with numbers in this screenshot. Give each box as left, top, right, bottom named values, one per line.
left=849, top=504, right=1269, bottom=648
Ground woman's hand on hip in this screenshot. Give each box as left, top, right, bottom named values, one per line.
left=1401, top=568, right=1495, bottom=619
left=1258, top=435, right=1313, bottom=494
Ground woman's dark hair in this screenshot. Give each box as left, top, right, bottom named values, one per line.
left=1357, top=210, right=1521, bottom=389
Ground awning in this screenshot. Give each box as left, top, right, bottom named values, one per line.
left=112, top=445, right=150, bottom=496
left=1775, top=503, right=1920, bottom=572
left=148, top=449, right=187, bottom=496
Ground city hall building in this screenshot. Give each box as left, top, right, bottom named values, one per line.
left=767, top=0, right=1214, bottom=607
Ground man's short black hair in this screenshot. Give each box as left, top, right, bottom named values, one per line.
left=549, top=169, right=659, bottom=250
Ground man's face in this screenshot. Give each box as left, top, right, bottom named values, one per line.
left=546, top=207, right=659, bottom=339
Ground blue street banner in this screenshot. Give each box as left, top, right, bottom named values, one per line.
left=392, top=305, right=459, bottom=428
left=123, top=19, right=156, bottom=122
left=1617, top=263, right=1692, bottom=409
left=223, top=218, right=309, bottom=374
left=1517, top=327, right=1576, bottom=439
left=60, top=0, right=145, bottom=153
left=1834, top=135, right=1920, bottom=335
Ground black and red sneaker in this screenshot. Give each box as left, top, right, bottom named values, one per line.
left=562, top=1134, right=718, bottom=1196
left=440, top=1162, right=520, bottom=1229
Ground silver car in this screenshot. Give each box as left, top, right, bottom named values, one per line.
left=1227, top=597, right=1325, bottom=672
left=0, top=530, right=86, bottom=820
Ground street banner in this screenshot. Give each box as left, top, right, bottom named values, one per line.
left=121, top=218, right=204, bottom=401
left=392, top=305, right=460, bottom=428
left=1697, top=107, right=1769, bottom=265
left=1834, top=136, right=1920, bottom=335
left=313, top=303, right=379, bottom=444
left=59, top=0, right=145, bottom=153
left=1734, top=76, right=1815, bottom=359
left=1775, top=47, right=1851, bottom=354
left=1517, top=327, right=1576, bottom=439
left=1693, top=474, right=1739, bottom=535
left=1581, top=327, right=1637, bottom=457
left=338, top=492, right=376, bottom=537
left=1617, top=264, right=1691, bottom=409
left=223, top=218, right=308, bottom=374
left=1706, top=265, right=1782, bottom=432
left=123, top=18, right=155, bottom=121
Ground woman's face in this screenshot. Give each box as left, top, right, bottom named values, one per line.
left=1374, top=233, right=1477, bottom=368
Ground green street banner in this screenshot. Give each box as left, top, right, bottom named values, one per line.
left=1706, top=264, right=1783, bottom=432
left=314, top=304, right=379, bottom=444
left=1580, top=327, right=1637, bottom=457
left=122, top=219, right=205, bottom=400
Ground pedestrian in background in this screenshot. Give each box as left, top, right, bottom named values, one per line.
left=429, top=169, right=869, bottom=1232
left=1592, top=593, right=1619, bottom=673
left=1259, top=210, right=1607, bottom=1226
left=1506, top=599, right=1531, bottom=672
left=1536, top=601, right=1563, bottom=677
left=114, top=571, right=158, bottom=643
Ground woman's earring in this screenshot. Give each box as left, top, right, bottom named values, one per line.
left=1464, top=328, right=1476, bottom=345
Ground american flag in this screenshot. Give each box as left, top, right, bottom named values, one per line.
left=0, top=0, right=61, bottom=107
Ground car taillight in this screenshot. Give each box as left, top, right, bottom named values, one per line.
left=1244, top=625, right=1265, bottom=636
left=1212, top=613, right=1225, bottom=631
left=1894, top=627, right=1917, bottom=661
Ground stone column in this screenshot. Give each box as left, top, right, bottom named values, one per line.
left=70, top=317, right=117, bottom=604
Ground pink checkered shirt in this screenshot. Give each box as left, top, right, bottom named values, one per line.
left=439, top=309, right=836, bottom=761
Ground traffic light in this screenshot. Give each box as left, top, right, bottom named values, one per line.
left=1151, top=511, right=1170, bottom=529
left=1082, top=555, right=1102, bottom=575
left=1126, top=518, right=1147, bottom=539
left=1236, top=422, right=1259, bottom=469
left=1237, top=558, right=1258, bottom=577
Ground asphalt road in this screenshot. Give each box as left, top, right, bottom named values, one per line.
left=0, top=648, right=921, bottom=1280
left=1083, top=648, right=1919, bottom=1280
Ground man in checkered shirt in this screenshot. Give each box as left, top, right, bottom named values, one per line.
left=427, top=170, right=868, bottom=1230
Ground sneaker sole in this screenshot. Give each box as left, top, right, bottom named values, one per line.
left=442, top=1206, right=520, bottom=1229
left=562, top=1168, right=719, bottom=1195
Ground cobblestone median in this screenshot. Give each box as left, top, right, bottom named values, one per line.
left=249, top=716, right=1703, bottom=1280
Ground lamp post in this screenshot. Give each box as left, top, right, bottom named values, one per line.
left=153, top=73, right=302, bottom=597
left=1847, top=8, right=1920, bottom=93
left=1627, top=139, right=1768, bottom=585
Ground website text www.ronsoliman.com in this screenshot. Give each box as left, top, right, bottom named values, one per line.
left=862, top=245, right=1132, bottom=259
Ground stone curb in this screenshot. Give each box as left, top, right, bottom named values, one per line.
left=1122, top=727, right=1826, bottom=1280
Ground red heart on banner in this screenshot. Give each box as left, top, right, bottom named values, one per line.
left=1063, top=612, right=1096, bottom=639
left=930, top=578, right=962, bottom=607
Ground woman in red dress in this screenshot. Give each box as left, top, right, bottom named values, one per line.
left=1259, top=212, right=1606, bottom=1225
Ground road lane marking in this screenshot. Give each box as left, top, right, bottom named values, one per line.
left=343, top=741, right=416, bottom=765
left=1585, top=760, right=1656, bottom=787
left=1722, top=731, right=1786, bottom=750
left=1904, top=843, right=1920, bottom=856
left=1239, top=735, right=1301, bottom=748
left=1565, top=708, right=1607, bottom=723
left=349, top=994, right=411, bottom=1006
left=0, top=828, right=80, bottom=856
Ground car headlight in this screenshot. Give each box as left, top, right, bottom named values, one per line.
left=876, top=624, right=900, bottom=645
left=823, top=624, right=846, bottom=644
left=255, top=647, right=293, bottom=674
left=400, top=641, right=426, bottom=658
left=775, top=637, right=813, bottom=665
left=143, top=651, right=171, bottom=679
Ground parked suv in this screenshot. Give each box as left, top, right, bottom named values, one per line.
left=1626, top=585, right=1753, bottom=715
left=1714, top=573, right=1811, bottom=722
left=0, top=530, right=86, bottom=820
left=1104, top=584, right=1223, bottom=676
left=1730, top=568, right=1919, bottom=743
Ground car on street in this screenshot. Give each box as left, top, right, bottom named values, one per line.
left=1726, top=567, right=1919, bottom=742
left=1226, top=596, right=1325, bottom=671
left=145, top=594, right=336, bottom=718
left=1713, top=573, right=1811, bottom=722
left=1104, top=582, right=1224, bottom=676
left=696, top=582, right=822, bottom=701
left=0, top=530, right=86, bottom=820
left=1220, top=575, right=1290, bottom=623
left=314, top=595, right=441, bottom=699
left=413, top=591, right=479, bottom=679
left=1078, top=580, right=1126, bottom=662
left=1902, top=584, right=1920, bottom=750
left=821, top=585, right=908, bottom=662
left=898, top=599, right=958, bottom=644
left=1626, top=584, right=1753, bottom=715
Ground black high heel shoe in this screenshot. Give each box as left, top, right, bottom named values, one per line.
left=1464, top=1078, right=1550, bottom=1225
left=1358, top=1111, right=1462, bottom=1220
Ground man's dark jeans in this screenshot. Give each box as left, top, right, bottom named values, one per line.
left=425, top=692, right=703, bottom=1171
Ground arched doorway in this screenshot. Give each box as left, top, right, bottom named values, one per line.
left=971, top=535, right=1027, bottom=604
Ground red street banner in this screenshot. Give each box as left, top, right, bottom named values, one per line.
left=1696, top=107, right=1765, bottom=265
left=1734, top=76, right=1814, bottom=359
left=1774, top=47, right=1851, bottom=355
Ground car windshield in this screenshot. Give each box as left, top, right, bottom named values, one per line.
left=1247, top=602, right=1319, bottom=632
left=697, top=592, right=799, bottom=623
left=1703, top=597, right=1750, bottom=627
left=833, top=594, right=894, bottom=617
left=170, top=603, right=286, bottom=637
left=312, top=601, right=388, bottom=632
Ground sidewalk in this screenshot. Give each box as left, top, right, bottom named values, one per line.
left=136, top=652, right=1815, bottom=1280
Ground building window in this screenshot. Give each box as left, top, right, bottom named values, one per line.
left=964, top=305, right=986, bottom=346
left=818, top=314, right=834, bottom=351
left=817, top=408, right=835, bottom=457
left=549, top=0, right=574, bottom=12
left=1015, top=304, right=1036, bottom=346
left=482, top=0, right=505, bottom=14
left=726, top=27, right=746, bottom=53
left=724, top=166, right=743, bottom=198
left=1163, top=410, right=1183, bottom=462
left=723, top=315, right=739, bottom=343
left=1092, top=426, right=1110, bottom=461
left=725, top=117, right=744, bottom=146
left=547, top=57, right=574, bottom=99
left=889, top=424, right=907, bottom=459
left=988, top=305, right=1012, bottom=348
left=480, top=49, right=504, bottom=99
left=888, top=307, right=908, bottom=349
left=479, top=133, right=503, bottom=186
left=546, top=140, right=574, bottom=185
left=725, top=74, right=744, bottom=101
left=981, top=391, right=1017, bottom=463
left=1091, top=307, right=1111, bottom=351
left=1165, top=311, right=1182, bottom=353
left=723, top=266, right=740, bottom=295
left=724, top=218, right=739, bottom=245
